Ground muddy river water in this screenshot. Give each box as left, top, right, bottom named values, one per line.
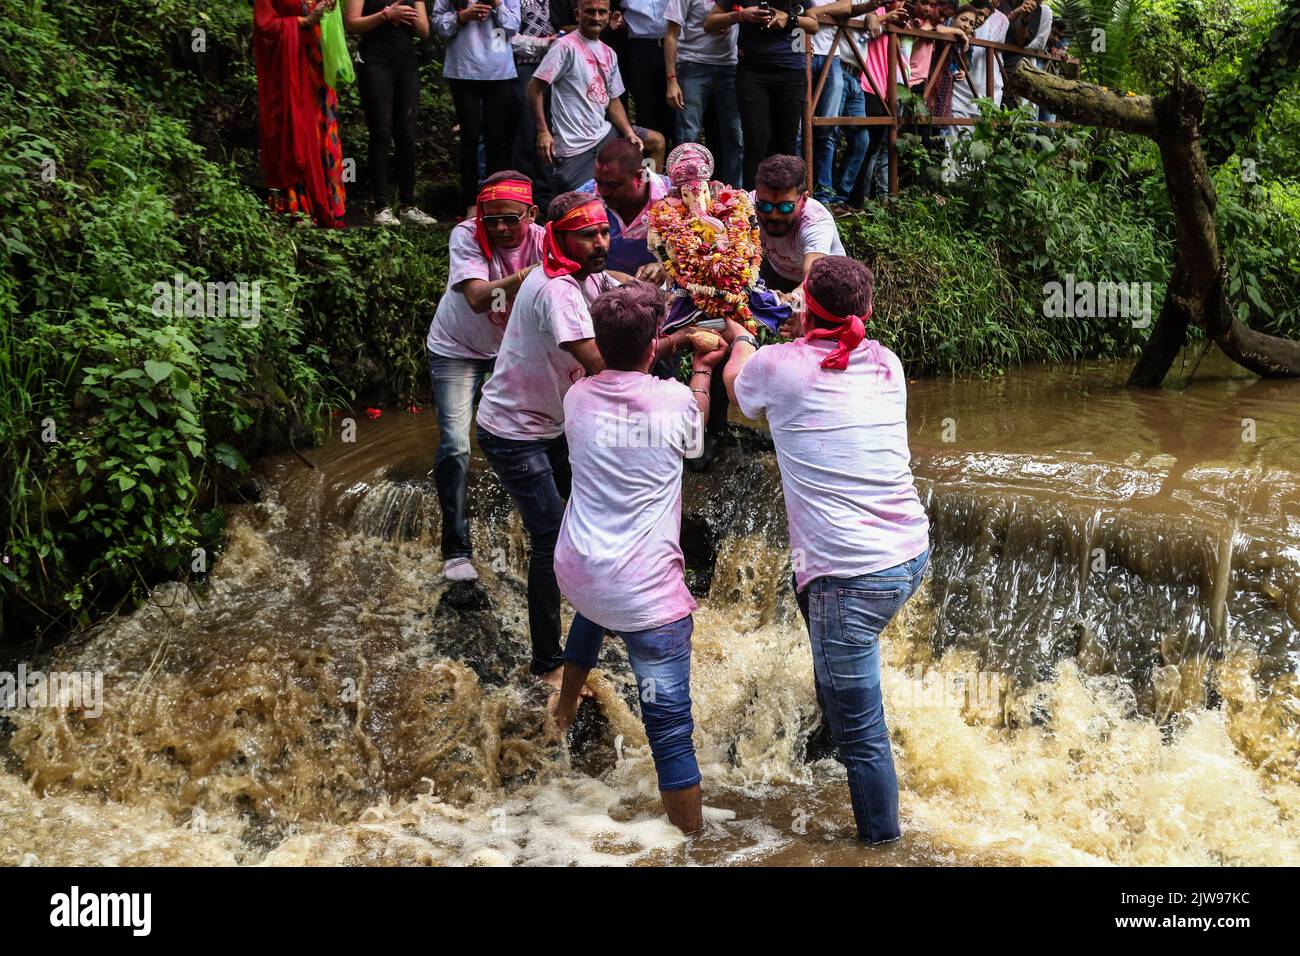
left=2, top=356, right=1297, bottom=865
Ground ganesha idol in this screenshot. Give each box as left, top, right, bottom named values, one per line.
left=647, top=143, right=791, bottom=340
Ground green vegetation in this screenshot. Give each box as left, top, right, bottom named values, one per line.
left=1, top=1, right=447, bottom=639
left=1, top=0, right=1296, bottom=638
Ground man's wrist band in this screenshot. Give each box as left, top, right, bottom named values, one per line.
left=690, top=388, right=709, bottom=396
left=735, top=335, right=760, bottom=350
left=691, top=368, right=711, bottom=376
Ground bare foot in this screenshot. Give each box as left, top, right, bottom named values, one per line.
left=539, top=666, right=594, bottom=698
left=546, top=691, right=576, bottom=740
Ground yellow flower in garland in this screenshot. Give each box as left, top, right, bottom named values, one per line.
left=648, top=184, right=762, bottom=325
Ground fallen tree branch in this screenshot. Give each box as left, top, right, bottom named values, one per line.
left=1006, top=64, right=1300, bottom=385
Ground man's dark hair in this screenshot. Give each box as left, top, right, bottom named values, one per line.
left=805, top=256, right=873, bottom=326
left=755, top=154, right=806, bottom=193
left=548, top=190, right=596, bottom=221
left=595, top=138, right=644, bottom=177
left=482, top=169, right=532, bottom=188
left=590, top=280, right=663, bottom=371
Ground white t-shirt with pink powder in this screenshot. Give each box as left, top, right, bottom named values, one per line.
left=427, top=220, right=546, bottom=360
left=734, top=338, right=930, bottom=592
left=555, top=371, right=702, bottom=633
left=476, top=267, right=619, bottom=441
left=756, top=195, right=846, bottom=283
left=533, top=33, right=626, bottom=159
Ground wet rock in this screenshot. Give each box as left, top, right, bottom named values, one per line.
left=429, top=584, right=529, bottom=686
left=224, top=473, right=270, bottom=504
left=439, top=581, right=492, bottom=613
left=567, top=699, right=616, bottom=775
left=680, top=424, right=783, bottom=595
left=802, top=718, right=838, bottom=763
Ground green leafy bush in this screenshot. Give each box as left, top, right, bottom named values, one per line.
left=0, top=2, right=446, bottom=639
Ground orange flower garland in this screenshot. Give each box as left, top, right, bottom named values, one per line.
left=648, top=186, right=762, bottom=329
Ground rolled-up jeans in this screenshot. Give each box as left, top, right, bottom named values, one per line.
left=676, top=60, right=744, bottom=189
left=564, top=612, right=701, bottom=791
left=795, top=548, right=930, bottom=844
left=428, top=350, right=493, bottom=561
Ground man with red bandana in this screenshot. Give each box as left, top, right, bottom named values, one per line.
left=427, top=171, right=544, bottom=583
left=721, top=255, right=930, bottom=846
left=476, top=191, right=689, bottom=691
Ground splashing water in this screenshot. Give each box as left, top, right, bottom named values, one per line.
left=2, top=360, right=1297, bottom=866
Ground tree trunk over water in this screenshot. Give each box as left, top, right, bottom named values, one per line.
left=1005, top=64, right=1300, bottom=386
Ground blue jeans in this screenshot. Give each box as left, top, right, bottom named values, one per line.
left=861, top=84, right=905, bottom=200
left=676, top=60, right=743, bottom=189
left=565, top=612, right=701, bottom=791
left=810, top=54, right=844, bottom=201
left=428, top=351, right=493, bottom=560
left=795, top=548, right=930, bottom=843
left=835, top=64, right=872, bottom=201
left=477, top=425, right=596, bottom=675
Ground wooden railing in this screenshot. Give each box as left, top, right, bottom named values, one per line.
left=802, top=17, right=1080, bottom=194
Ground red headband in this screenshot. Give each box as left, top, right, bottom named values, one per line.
left=475, top=179, right=534, bottom=259
left=542, top=200, right=609, bottom=278
left=802, top=284, right=871, bottom=370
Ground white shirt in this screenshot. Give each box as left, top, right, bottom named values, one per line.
left=432, top=0, right=520, bottom=81
left=734, top=338, right=930, bottom=592
left=554, top=371, right=702, bottom=632
left=952, top=9, right=1009, bottom=116
left=622, top=0, right=668, bottom=40
left=476, top=268, right=619, bottom=440
left=808, top=0, right=838, bottom=57
left=756, top=195, right=846, bottom=283
left=426, top=220, right=546, bottom=360
left=534, top=33, right=626, bottom=158
left=664, top=0, right=736, bottom=66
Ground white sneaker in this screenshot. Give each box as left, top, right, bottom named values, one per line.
left=400, top=206, right=438, bottom=227
left=443, top=557, right=479, bottom=582
left=373, top=207, right=400, bottom=227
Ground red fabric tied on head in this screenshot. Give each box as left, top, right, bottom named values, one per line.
left=802, top=284, right=870, bottom=370
left=542, top=200, right=608, bottom=278
left=474, top=179, right=534, bottom=259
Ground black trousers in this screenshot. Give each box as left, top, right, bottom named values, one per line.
left=511, top=62, right=557, bottom=213
left=448, top=78, right=516, bottom=209
left=476, top=426, right=574, bottom=675
left=736, top=64, right=807, bottom=188
left=357, top=57, right=419, bottom=209
left=622, top=37, right=674, bottom=143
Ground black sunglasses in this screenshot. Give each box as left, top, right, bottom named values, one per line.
left=481, top=213, right=526, bottom=227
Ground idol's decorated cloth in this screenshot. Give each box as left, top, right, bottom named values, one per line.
left=648, top=144, right=790, bottom=335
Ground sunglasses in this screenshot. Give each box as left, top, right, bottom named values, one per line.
left=481, top=213, right=526, bottom=227
left=755, top=200, right=799, bottom=214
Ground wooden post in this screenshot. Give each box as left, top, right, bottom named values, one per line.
left=804, top=29, right=814, bottom=193
left=887, top=31, right=899, bottom=195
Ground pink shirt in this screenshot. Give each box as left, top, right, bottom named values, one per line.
left=862, top=7, right=891, bottom=99
left=734, top=338, right=930, bottom=591
left=476, top=268, right=619, bottom=441
left=426, top=220, right=546, bottom=360
left=909, top=23, right=936, bottom=86
left=554, top=371, right=702, bottom=632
